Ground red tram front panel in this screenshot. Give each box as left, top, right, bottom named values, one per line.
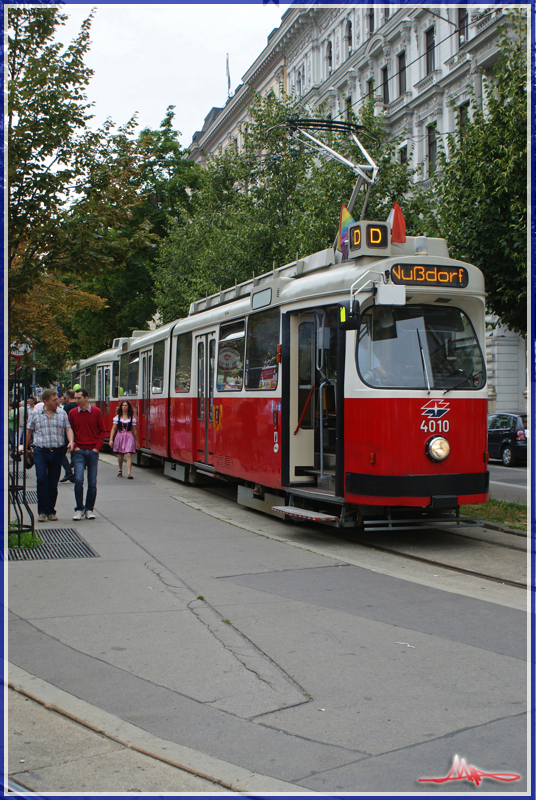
left=344, top=397, right=489, bottom=507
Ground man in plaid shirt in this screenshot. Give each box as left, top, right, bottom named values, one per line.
left=25, top=389, right=74, bottom=522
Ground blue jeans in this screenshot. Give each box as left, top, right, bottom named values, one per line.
left=33, top=446, right=64, bottom=516
left=72, top=450, right=99, bottom=512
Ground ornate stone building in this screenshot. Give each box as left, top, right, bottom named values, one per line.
left=188, top=5, right=527, bottom=414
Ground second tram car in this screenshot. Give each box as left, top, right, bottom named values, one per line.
left=73, top=226, right=489, bottom=528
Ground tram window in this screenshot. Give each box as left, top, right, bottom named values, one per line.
left=245, top=308, right=279, bottom=390
left=175, top=332, right=192, bottom=392
left=298, top=321, right=314, bottom=428
left=120, top=351, right=139, bottom=396
left=112, top=361, right=120, bottom=398
left=152, top=341, right=165, bottom=394
left=85, top=366, right=96, bottom=398
left=357, top=305, right=485, bottom=390
left=217, top=321, right=245, bottom=391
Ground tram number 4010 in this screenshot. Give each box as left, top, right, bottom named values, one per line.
left=421, top=420, right=450, bottom=433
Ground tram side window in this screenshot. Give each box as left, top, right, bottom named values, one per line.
left=217, top=321, right=245, bottom=391
left=120, top=351, right=140, bottom=396
left=112, top=361, right=120, bottom=398
left=152, top=340, right=165, bottom=394
left=245, top=307, right=279, bottom=390
left=85, top=366, right=96, bottom=398
left=175, top=333, right=192, bottom=392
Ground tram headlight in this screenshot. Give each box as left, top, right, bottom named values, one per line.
left=426, top=436, right=450, bottom=462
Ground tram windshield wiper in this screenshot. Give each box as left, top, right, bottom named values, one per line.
left=443, top=371, right=483, bottom=395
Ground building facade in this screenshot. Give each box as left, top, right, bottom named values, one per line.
left=188, top=5, right=527, bottom=414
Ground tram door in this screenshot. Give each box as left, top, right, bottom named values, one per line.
left=139, top=349, right=152, bottom=448
left=96, top=367, right=104, bottom=414
left=288, top=313, right=317, bottom=483
left=286, top=308, right=340, bottom=491
left=195, top=333, right=216, bottom=466
left=104, top=368, right=111, bottom=417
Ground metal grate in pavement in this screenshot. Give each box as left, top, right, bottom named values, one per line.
left=10, top=489, right=38, bottom=505
left=7, top=528, right=99, bottom=561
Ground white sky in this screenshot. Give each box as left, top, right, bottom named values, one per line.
left=59, top=3, right=285, bottom=147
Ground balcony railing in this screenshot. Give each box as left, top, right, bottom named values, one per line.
left=445, top=51, right=470, bottom=72
left=415, top=70, right=442, bottom=94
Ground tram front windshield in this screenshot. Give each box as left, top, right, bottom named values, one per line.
left=357, top=305, right=485, bottom=390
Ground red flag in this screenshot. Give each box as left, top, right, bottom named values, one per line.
left=387, top=201, right=406, bottom=244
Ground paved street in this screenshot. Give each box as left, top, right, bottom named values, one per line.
left=487, top=462, right=528, bottom=504
left=7, top=455, right=529, bottom=794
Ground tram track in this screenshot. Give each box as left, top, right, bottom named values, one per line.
left=332, top=523, right=529, bottom=590
left=338, top=531, right=528, bottom=589
left=197, top=481, right=529, bottom=592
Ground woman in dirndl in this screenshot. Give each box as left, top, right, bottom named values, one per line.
left=109, top=400, right=139, bottom=479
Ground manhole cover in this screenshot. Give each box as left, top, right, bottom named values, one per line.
left=7, top=528, right=99, bottom=561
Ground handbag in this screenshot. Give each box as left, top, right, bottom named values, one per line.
left=25, top=447, right=34, bottom=469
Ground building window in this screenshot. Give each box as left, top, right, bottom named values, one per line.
left=345, top=20, right=353, bottom=56
left=366, top=78, right=374, bottom=101
left=381, top=66, right=389, bottom=105
left=425, top=28, right=435, bottom=75
left=458, top=102, right=470, bottom=143
left=325, top=41, right=333, bottom=75
left=297, top=70, right=302, bottom=97
left=384, top=7, right=390, bottom=21
left=458, top=8, right=468, bottom=48
left=345, top=96, right=352, bottom=120
left=399, top=145, right=408, bottom=166
left=398, top=51, right=406, bottom=95
left=427, top=124, right=437, bottom=173
left=367, top=8, right=374, bottom=36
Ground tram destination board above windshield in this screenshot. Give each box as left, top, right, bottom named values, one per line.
left=390, top=264, right=469, bottom=288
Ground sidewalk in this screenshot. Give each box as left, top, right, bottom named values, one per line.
left=7, top=455, right=528, bottom=793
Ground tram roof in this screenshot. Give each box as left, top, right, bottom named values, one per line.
left=105, top=234, right=485, bottom=356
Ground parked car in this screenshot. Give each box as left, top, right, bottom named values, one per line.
left=487, top=413, right=528, bottom=466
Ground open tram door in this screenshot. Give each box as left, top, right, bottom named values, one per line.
left=139, top=349, right=152, bottom=448
left=282, top=306, right=345, bottom=501
left=194, top=332, right=216, bottom=471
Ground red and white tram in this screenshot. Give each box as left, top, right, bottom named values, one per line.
left=73, top=121, right=489, bottom=528
left=74, top=225, right=489, bottom=528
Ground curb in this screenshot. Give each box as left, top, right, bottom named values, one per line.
left=8, top=664, right=308, bottom=795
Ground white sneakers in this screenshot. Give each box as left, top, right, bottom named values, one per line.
left=73, top=509, right=96, bottom=520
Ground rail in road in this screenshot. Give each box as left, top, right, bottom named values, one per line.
left=195, top=480, right=529, bottom=593
left=336, top=524, right=528, bottom=590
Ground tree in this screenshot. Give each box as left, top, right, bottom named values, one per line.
left=153, top=91, right=436, bottom=323
left=61, top=108, right=200, bottom=356
left=8, top=8, right=197, bottom=366
left=8, top=6, right=94, bottom=300
left=434, top=11, right=527, bottom=334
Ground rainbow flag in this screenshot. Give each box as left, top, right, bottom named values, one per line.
left=337, top=204, right=355, bottom=251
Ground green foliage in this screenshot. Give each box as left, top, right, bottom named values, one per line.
left=8, top=7, right=94, bottom=295
left=62, top=108, right=199, bottom=357
left=434, top=11, right=527, bottom=334
left=8, top=530, right=43, bottom=549
left=153, top=91, right=434, bottom=323
left=8, top=5, right=198, bottom=362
